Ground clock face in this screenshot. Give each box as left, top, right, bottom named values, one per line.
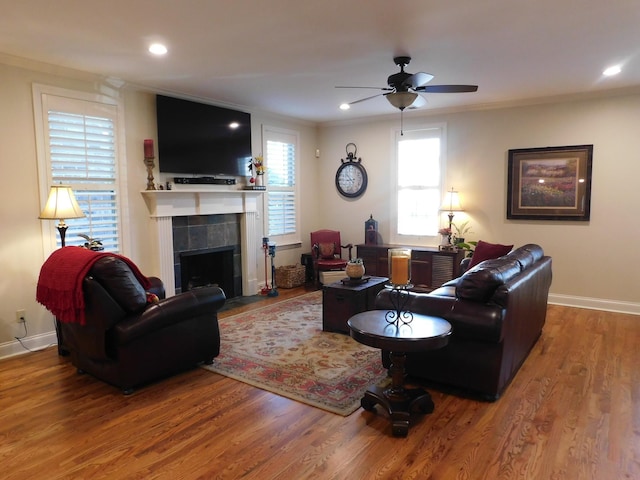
left=335, top=161, right=368, bottom=198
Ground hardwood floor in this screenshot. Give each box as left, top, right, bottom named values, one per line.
left=1, top=288, right=638, bottom=479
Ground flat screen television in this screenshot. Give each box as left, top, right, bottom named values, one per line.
left=156, top=94, right=252, bottom=177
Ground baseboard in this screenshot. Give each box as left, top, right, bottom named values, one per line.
left=548, top=293, right=640, bottom=316
left=0, top=331, right=58, bottom=360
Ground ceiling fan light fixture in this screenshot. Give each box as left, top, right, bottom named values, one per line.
left=386, top=91, right=418, bottom=110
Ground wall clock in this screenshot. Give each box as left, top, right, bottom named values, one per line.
left=335, top=143, right=368, bottom=198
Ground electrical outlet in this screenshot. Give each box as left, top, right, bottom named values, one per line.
left=16, top=309, right=26, bottom=323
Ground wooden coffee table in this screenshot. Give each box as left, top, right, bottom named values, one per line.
left=347, top=310, right=451, bottom=437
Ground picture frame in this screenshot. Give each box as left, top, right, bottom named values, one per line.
left=507, top=144, right=593, bottom=221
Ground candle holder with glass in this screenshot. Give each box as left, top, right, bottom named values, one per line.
left=386, top=248, right=413, bottom=324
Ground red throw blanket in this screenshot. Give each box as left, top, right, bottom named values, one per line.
left=36, top=247, right=151, bottom=325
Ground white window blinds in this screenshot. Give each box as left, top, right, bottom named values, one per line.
left=39, top=91, right=121, bottom=251
left=264, top=127, right=299, bottom=244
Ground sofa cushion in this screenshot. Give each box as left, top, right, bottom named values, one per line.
left=90, top=257, right=148, bottom=313
left=508, top=243, right=544, bottom=270
left=467, top=240, right=513, bottom=269
left=456, top=258, right=522, bottom=302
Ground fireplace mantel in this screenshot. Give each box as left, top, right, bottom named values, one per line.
left=141, top=188, right=264, bottom=217
left=141, top=188, right=264, bottom=297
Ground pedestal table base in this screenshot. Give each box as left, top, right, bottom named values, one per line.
left=360, top=350, right=434, bottom=437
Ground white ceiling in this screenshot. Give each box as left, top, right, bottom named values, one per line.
left=2, top=0, right=640, bottom=123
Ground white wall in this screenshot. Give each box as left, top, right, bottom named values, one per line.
left=317, top=93, right=640, bottom=311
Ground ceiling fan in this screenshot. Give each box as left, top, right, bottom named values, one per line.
left=337, top=56, right=478, bottom=111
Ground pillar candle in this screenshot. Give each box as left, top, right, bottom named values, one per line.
left=391, top=254, right=410, bottom=285
left=144, top=139, right=154, bottom=158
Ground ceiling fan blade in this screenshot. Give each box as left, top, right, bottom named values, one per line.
left=349, top=93, right=386, bottom=105
left=416, top=84, right=478, bottom=93
left=401, top=72, right=434, bottom=89
left=335, top=86, right=393, bottom=91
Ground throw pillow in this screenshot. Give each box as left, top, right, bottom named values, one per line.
left=318, top=242, right=335, bottom=259
left=146, top=292, right=160, bottom=304
left=467, top=240, right=513, bottom=269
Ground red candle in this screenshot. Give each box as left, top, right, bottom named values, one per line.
left=144, top=139, right=154, bottom=158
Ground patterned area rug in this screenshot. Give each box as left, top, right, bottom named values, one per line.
left=201, top=291, right=389, bottom=416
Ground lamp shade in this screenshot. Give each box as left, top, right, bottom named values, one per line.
left=440, top=188, right=464, bottom=212
left=386, top=92, right=418, bottom=110
left=39, top=185, right=85, bottom=221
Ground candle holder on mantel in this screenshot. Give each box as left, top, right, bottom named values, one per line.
left=385, top=248, right=413, bottom=325
left=143, top=139, right=156, bottom=191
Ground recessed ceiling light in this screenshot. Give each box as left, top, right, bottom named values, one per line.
left=339, top=103, right=350, bottom=110
left=603, top=65, right=621, bottom=76
left=149, top=43, right=168, bottom=56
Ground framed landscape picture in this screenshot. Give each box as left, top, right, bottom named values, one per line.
left=507, top=145, right=593, bottom=221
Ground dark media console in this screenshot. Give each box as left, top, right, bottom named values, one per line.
left=173, top=177, right=236, bottom=185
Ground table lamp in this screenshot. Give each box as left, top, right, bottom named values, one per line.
left=440, top=188, right=464, bottom=244
left=39, top=185, right=85, bottom=247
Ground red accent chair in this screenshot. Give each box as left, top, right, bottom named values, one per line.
left=310, top=229, right=353, bottom=283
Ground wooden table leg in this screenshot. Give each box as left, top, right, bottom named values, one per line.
left=360, top=351, right=434, bottom=437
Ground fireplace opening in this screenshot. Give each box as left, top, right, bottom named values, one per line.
left=180, top=247, right=235, bottom=298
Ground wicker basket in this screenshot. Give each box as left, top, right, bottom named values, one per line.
left=275, top=264, right=306, bottom=288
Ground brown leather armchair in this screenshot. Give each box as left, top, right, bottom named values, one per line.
left=58, top=256, right=225, bottom=394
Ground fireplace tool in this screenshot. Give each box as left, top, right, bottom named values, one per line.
left=261, top=237, right=271, bottom=295
left=267, top=242, right=279, bottom=297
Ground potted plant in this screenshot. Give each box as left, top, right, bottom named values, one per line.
left=248, top=155, right=266, bottom=186
left=438, top=227, right=452, bottom=245
left=456, top=240, right=478, bottom=258
left=345, top=257, right=365, bottom=280
left=452, top=221, right=473, bottom=245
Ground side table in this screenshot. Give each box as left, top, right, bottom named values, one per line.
left=322, top=276, right=388, bottom=334
left=347, top=310, right=451, bottom=437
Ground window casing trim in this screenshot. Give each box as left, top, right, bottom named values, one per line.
left=32, top=84, right=129, bottom=255
left=262, top=125, right=300, bottom=246
left=389, top=122, right=447, bottom=246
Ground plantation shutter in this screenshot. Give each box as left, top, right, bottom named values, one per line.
left=43, top=94, right=120, bottom=251
left=264, top=127, right=299, bottom=244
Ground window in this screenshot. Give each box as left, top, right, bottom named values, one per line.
left=34, top=85, right=123, bottom=252
left=264, top=126, right=299, bottom=245
left=391, top=125, right=445, bottom=244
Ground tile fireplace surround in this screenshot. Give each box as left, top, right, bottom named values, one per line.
left=141, top=187, right=263, bottom=297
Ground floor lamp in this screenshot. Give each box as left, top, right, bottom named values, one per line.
left=39, top=185, right=85, bottom=247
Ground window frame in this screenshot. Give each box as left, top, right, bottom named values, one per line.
left=262, top=125, right=300, bottom=246
left=389, top=123, right=447, bottom=245
left=33, top=84, right=129, bottom=254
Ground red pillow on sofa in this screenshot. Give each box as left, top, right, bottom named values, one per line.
left=467, top=240, right=513, bottom=269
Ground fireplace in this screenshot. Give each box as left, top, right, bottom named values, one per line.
left=180, top=247, right=236, bottom=296
left=172, top=214, right=242, bottom=296
left=141, top=188, right=263, bottom=297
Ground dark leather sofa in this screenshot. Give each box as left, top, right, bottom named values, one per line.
left=59, top=256, right=225, bottom=394
left=375, top=244, right=552, bottom=401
